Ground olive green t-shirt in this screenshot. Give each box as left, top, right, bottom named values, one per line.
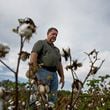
left=31, top=39, right=61, bottom=67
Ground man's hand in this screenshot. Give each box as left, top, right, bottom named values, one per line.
left=26, top=69, right=35, bottom=79
left=59, top=77, right=65, bottom=89
left=57, top=63, right=65, bottom=89
left=26, top=63, right=39, bottom=79
left=29, top=63, right=39, bottom=73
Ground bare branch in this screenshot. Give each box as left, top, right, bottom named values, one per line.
left=0, top=59, right=16, bottom=74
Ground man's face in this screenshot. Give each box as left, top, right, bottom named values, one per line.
left=47, top=30, right=58, bottom=43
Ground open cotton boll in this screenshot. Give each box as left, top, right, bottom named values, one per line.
left=18, top=24, right=33, bottom=37
left=45, top=85, right=50, bottom=93
left=0, top=87, right=5, bottom=97
left=0, top=43, right=10, bottom=58
left=38, top=84, right=45, bottom=94
left=13, top=17, right=37, bottom=42
left=30, top=79, right=35, bottom=84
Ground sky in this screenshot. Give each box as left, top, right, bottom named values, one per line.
left=0, top=0, right=110, bottom=90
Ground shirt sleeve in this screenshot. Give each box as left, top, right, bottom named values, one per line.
left=55, top=46, right=62, bottom=62
left=31, top=40, right=43, bottom=54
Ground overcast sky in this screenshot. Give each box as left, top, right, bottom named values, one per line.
left=0, top=0, right=110, bottom=90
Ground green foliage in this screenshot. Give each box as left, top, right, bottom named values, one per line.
left=87, top=79, right=100, bottom=87
left=0, top=73, right=110, bottom=110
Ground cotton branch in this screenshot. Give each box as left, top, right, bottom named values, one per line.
left=71, top=49, right=105, bottom=109
left=0, top=59, right=16, bottom=74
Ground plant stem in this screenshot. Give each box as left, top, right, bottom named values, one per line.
left=15, top=36, right=24, bottom=110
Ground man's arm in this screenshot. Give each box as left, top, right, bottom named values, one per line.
left=28, top=52, right=39, bottom=73
left=29, top=52, right=38, bottom=66
left=57, top=63, right=65, bottom=89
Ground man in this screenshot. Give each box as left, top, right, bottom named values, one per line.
left=29, top=27, right=65, bottom=107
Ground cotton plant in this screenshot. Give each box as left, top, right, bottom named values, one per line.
left=61, top=47, right=82, bottom=79
left=61, top=47, right=82, bottom=109
left=28, top=76, right=51, bottom=109
left=0, top=17, right=37, bottom=110
left=61, top=48, right=104, bottom=110
left=61, top=47, right=83, bottom=91
left=73, top=50, right=104, bottom=110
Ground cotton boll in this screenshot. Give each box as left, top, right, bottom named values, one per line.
left=38, top=84, right=45, bottom=94
left=30, top=94, right=36, bottom=103
left=18, top=24, right=33, bottom=38
left=22, top=101, right=25, bottom=106
left=10, top=101, right=14, bottom=105
left=61, top=47, right=70, bottom=61
left=13, top=17, right=37, bottom=41
left=35, top=101, right=41, bottom=106
left=45, top=85, right=50, bottom=93
left=30, top=79, right=35, bottom=84
left=0, top=43, right=10, bottom=58
left=20, top=51, right=30, bottom=61
left=25, top=84, right=30, bottom=90
left=72, top=79, right=83, bottom=92
left=8, top=106, right=15, bottom=110
left=25, top=70, right=35, bottom=79
left=0, top=87, right=5, bottom=97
